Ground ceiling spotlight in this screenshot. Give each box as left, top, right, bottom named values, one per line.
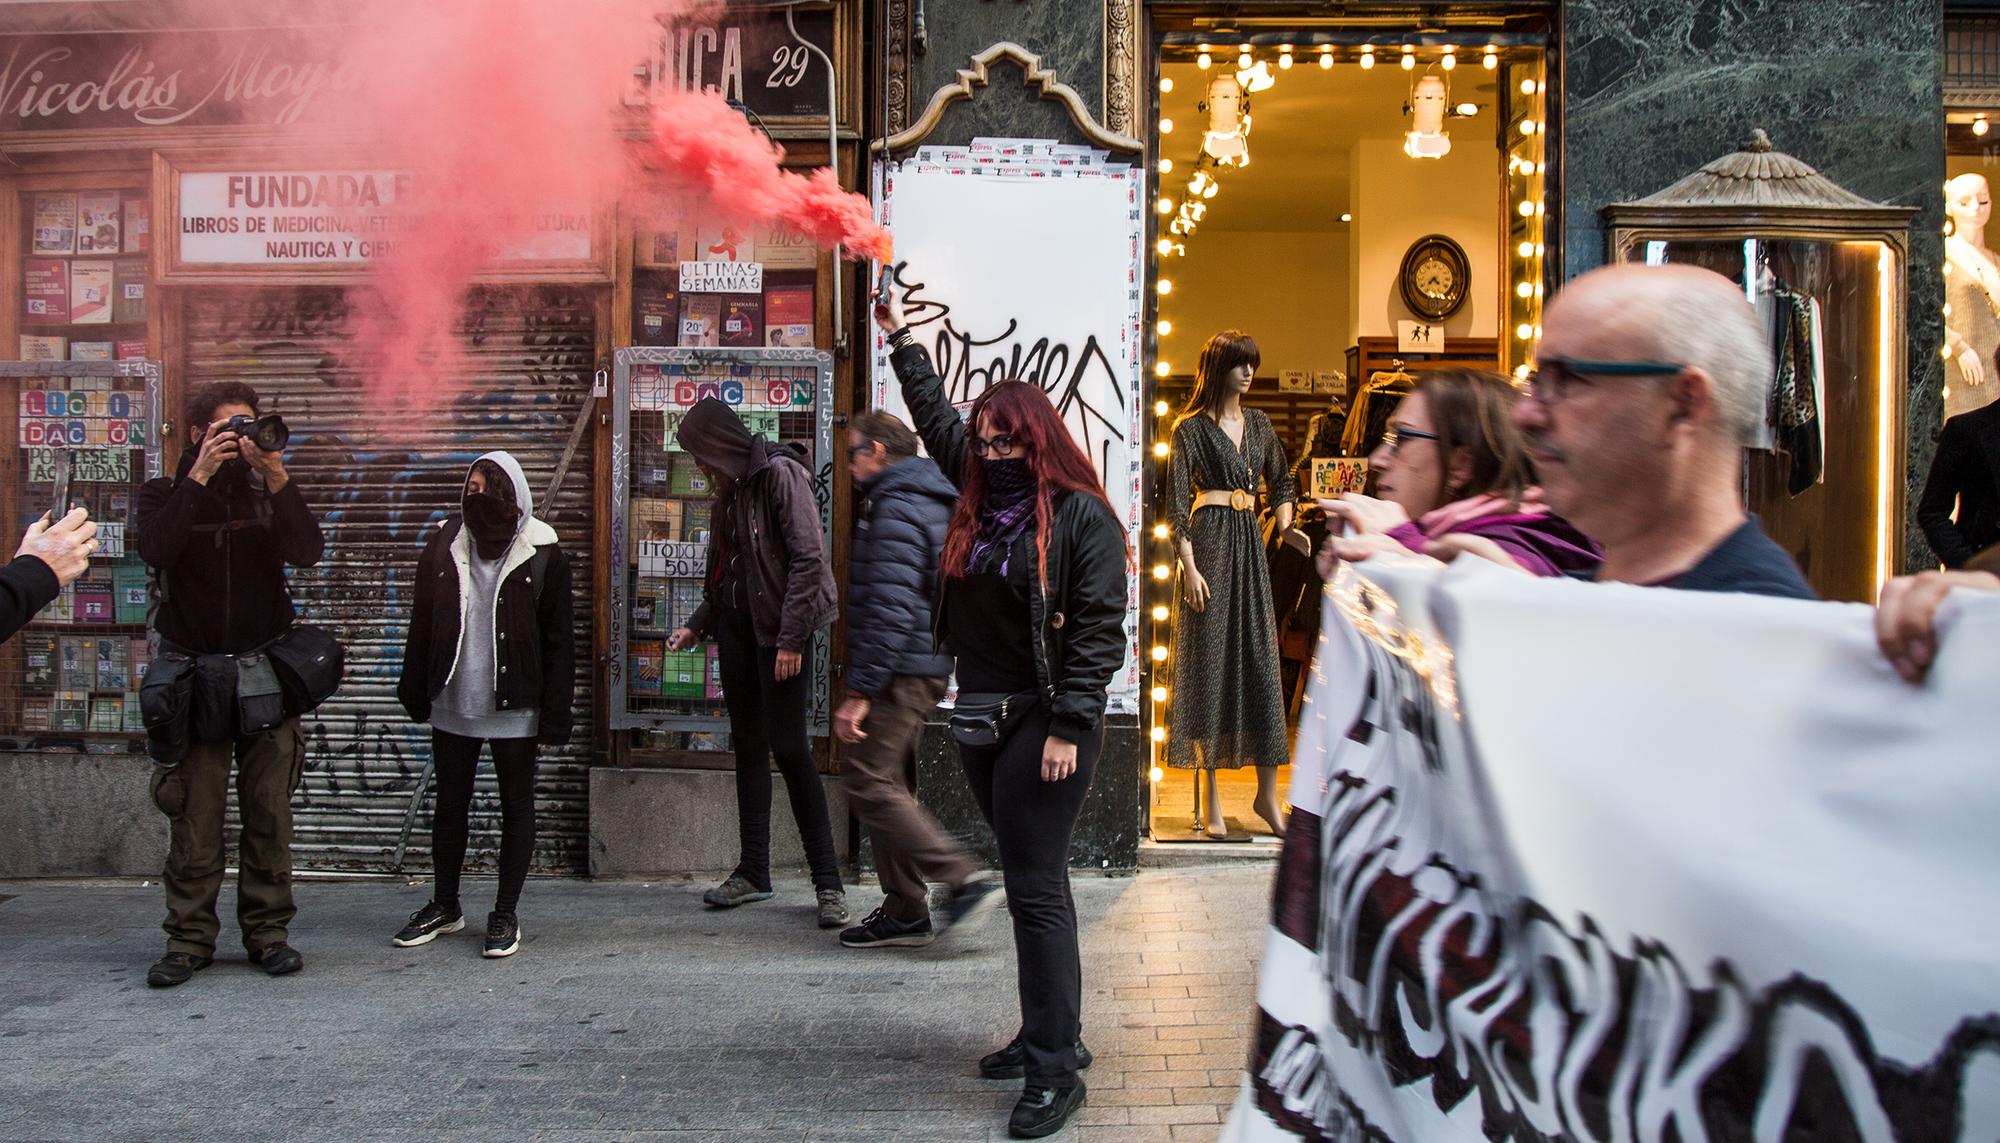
left=1279, top=52, right=1294, bottom=70
left=1197, top=52, right=1212, bottom=70
left=1238, top=53, right=1253, bottom=72
left=1160, top=77, right=1174, bottom=94
left=1401, top=52, right=1416, bottom=71
left=1339, top=213, right=1353, bottom=222
left=1440, top=51, right=1456, bottom=71
left=1319, top=53, right=1334, bottom=70
left=1455, top=102, right=1479, bottom=116
left=1359, top=50, right=1375, bottom=70
left=1160, top=116, right=1175, bottom=134
left=1483, top=49, right=1498, bottom=70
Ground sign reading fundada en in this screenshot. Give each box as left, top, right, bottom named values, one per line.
left=175, top=170, right=593, bottom=266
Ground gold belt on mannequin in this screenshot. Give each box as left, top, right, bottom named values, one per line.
left=1193, top=489, right=1255, bottom=512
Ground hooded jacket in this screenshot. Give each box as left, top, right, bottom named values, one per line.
left=889, top=343, right=1130, bottom=744
left=134, top=447, right=325, bottom=655
left=677, top=400, right=837, bottom=651
left=397, top=451, right=575, bottom=745
left=846, top=455, right=958, bottom=697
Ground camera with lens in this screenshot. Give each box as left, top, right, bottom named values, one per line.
left=222, top=413, right=290, bottom=452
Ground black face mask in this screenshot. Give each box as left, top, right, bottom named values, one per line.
left=463, top=492, right=519, bottom=558
left=983, top=458, right=1035, bottom=503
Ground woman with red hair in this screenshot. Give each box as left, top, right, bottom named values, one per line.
left=879, top=284, right=1129, bottom=1140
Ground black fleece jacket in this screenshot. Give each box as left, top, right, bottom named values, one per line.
left=890, top=342, right=1130, bottom=744
left=134, top=455, right=325, bottom=655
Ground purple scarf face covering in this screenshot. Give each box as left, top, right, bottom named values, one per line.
left=970, top=459, right=1036, bottom=575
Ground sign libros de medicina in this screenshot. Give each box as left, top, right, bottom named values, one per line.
left=177, top=170, right=591, bottom=265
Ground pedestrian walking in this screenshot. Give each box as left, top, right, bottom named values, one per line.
left=669, top=399, right=847, bottom=928
left=1916, top=395, right=2000, bottom=570
left=879, top=283, right=1130, bottom=1139
left=834, top=409, right=1002, bottom=949
left=133, top=382, right=326, bottom=988
left=394, top=452, right=575, bottom=959
left=1316, top=368, right=1600, bottom=578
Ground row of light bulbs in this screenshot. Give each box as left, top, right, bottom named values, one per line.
left=1179, top=43, right=1512, bottom=74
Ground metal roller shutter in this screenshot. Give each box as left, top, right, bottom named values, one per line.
left=182, top=285, right=597, bottom=874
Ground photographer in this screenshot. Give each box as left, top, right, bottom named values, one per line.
left=134, top=382, right=326, bottom=989
left=0, top=506, right=98, bottom=644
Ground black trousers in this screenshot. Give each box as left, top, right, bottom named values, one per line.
left=957, top=703, right=1102, bottom=1088
left=431, top=730, right=537, bottom=916
left=714, top=605, right=842, bottom=893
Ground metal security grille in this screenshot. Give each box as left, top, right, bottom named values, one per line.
left=1948, top=15, right=2000, bottom=98
left=182, top=286, right=597, bottom=874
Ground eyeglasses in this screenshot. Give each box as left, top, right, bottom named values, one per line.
left=970, top=434, right=1019, bottom=458
left=1526, top=357, right=1685, bottom=405
left=1378, top=426, right=1439, bottom=456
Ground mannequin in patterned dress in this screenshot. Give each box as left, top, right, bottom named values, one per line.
left=1168, top=331, right=1307, bottom=837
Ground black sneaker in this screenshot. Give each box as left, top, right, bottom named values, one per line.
left=145, top=952, right=211, bottom=988
left=816, top=889, right=850, bottom=929
left=483, top=912, right=521, bottom=958
left=249, top=943, right=303, bottom=976
left=703, top=875, right=775, bottom=908
left=935, top=877, right=1004, bottom=938
left=391, top=901, right=465, bottom=947
left=839, top=907, right=936, bottom=948
left=979, top=1034, right=1094, bottom=1080
left=1008, top=1082, right=1086, bottom=1139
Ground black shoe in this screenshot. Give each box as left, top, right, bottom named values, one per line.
left=249, top=943, right=303, bottom=976
left=979, top=1035, right=1094, bottom=1079
left=703, top=875, right=775, bottom=908
left=816, top=889, right=850, bottom=929
left=840, top=907, right=936, bottom=948
left=483, top=912, right=522, bottom=958
left=391, top=901, right=465, bottom=947
left=1008, top=1082, right=1086, bottom=1139
left=935, top=877, right=1004, bottom=938
left=146, top=952, right=211, bottom=988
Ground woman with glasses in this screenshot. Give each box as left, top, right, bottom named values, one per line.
left=877, top=283, right=1129, bottom=1141
left=1316, top=368, right=1601, bottom=578
left=1166, top=330, right=1301, bottom=838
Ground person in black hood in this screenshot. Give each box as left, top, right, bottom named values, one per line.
left=394, top=451, right=574, bottom=960
left=667, top=398, right=846, bottom=926
left=133, top=381, right=325, bottom=989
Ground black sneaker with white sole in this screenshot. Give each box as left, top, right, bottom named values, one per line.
left=392, top=901, right=465, bottom=947
left=840, top=907, right=936, bottom=948
left=935, top=877, right=1004, bottom=938
left=483, top=911, right=521, bottom=958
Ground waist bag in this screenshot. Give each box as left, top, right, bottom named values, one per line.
left=138, top=651, right=196, bottom=765
left=236, top=653, right=285, bottom=736
left=948, top=690, right=1041, bottom=748
left=265, top=624, right=345, bottom=717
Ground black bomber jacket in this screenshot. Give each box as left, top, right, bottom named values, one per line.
left=889, top=341, right=1130, bottom=744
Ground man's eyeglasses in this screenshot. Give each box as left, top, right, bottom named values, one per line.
left=970, top=434, right=1019, bottom=458
left=1379, top=426, right=1440, bottom=456
left=1526, top=357, right=1685, bottom=405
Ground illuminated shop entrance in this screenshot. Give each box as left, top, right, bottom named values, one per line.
left=1140, top=21, right=1552, bottom=842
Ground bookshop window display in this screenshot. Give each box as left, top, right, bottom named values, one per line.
left=0, top=361, right=162, bottom=750
left=607, top=347, right=835, bottom=742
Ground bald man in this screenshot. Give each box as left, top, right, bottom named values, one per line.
left=1515, top=264, right=1815, bottom=599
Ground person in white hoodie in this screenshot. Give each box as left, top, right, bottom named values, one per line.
left=394, top=452, right=575, bottom=958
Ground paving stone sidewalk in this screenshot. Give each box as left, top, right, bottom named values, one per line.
left=0, top=864, right=1270, bottom=1142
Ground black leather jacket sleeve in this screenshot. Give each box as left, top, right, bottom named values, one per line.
left=397, top=526, right=447, bottom=723
left=891, top=343, right=969, bottom=487
left=537, top=546, right=576, bottom=745
left=0, top=555, right=60, bottom=646
left=1049, top=495, right=1130, bottom=743
left=1918, top=419, right=1974, bottom=569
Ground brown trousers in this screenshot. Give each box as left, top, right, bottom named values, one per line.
left=150, top=719, right=304, bottom=958
left=841, top=675, right=978, bottom=922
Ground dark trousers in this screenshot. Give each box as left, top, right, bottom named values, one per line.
left=715, top=605, right=841, bottom=893
left=151, top=719, right=304, bottom=958
left=430, top=730, right=538, bottom=917
left=956, top=704, right=1102, bottom=1088
left=841, top=674, right=977, bottom=922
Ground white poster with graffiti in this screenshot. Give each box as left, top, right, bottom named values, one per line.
left=1227, top=556, right=2000, bottom=1141
left=871, top=140, right=1145, bottom=711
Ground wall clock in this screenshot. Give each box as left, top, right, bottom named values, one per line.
left=1398, top=234, right=1471, bottom=321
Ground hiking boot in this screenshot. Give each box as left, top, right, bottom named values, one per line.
left=703, top=875, right=774, bottom=908
left=1008, top=1082, right=1087, bottom=1139
left=816, top=889, right=850, bottom=929
left=839, top=907, right=936, bottom=949
left=249, top=943, right=303, bottom=976
left=483, top=912, right=522, bottom=958
left=935, top=877, right=1004, bottom=938
left=979, top=1034, right=1094, bottom=1080
left=391, top=901, right=465, bottom=947
left=145, top=952, right=211, bottom=988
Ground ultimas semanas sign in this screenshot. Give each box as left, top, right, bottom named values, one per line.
left=176, top=169, right=592, bottom=265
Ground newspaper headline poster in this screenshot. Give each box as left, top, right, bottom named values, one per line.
left=1226, top=557, right=2000, bottom=1141
left=870, top=139, right=1145, bottom=711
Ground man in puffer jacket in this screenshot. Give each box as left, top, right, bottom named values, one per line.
left=832, top=411, right=1000, bottom=949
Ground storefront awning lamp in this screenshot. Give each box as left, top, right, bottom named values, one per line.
left=1404, top=74, right=1451, bottom=159
left=1237, top=61, right=1275, bottom=93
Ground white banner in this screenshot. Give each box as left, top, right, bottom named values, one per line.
left=870, top=141, right=1145, bottom=711
left=175, top=171, right=592, bottom=265
left=1227, top=557, right=2000, bottom=1141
